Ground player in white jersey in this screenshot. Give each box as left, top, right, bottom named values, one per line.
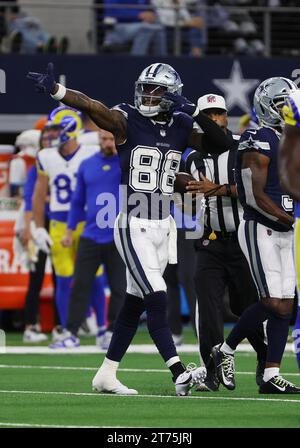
left=32, top=106, right=99, bottom=331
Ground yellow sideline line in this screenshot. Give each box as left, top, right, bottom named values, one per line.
left=0, top=389, right=299, bottom=404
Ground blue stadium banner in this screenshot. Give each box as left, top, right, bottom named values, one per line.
left=0, top=55, right=300, bottom=115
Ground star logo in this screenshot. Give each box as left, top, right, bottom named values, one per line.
left=213, top=60, right=260, bottom=113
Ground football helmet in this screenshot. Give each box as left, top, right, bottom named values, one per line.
left=135, top=63, right=183, bottom=117
left=47, top=106, right=82, bottom=145
left=253, top=77, right=297, bottom=128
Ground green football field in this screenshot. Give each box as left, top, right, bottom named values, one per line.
left=0, top=328, right=299, bottom=429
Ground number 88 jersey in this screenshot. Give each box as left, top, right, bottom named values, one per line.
left=37, top=144, right=99, bottom=217
left=113, top=103, right=194, bottom=219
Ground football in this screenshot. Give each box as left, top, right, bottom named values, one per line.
left=174, top=172, right=195, bottom=194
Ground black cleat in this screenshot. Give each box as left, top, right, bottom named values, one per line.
left=256, top=358, right=265, bottom=387
left=259, top=376, right=300, bottom=394
left=195, top=370, right=220, bottom=392
left=211, top=344, right=236, bottom=390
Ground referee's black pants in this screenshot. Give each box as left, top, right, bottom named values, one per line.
left=67, top=236, right=126, bottom=336
left=195, top=231, right=267, bottom=368
left=164, top=229, right=197, bottom=336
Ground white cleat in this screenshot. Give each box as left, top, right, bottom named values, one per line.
left=96, top=331, right=113, bottom=350
left=92, top=370, right=138, bottom=395
left=23, top=327, right=48, bottom=343
left=175, top=363, right=207, bottom=396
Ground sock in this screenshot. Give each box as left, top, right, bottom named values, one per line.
left=220, top=342, right=235, bottom=355
left=101, top=357, right=119, bottom=373
left=226, top=302, right=270, bottom=350
left=55, top=276, right=73, bottom=328
left=247, top=324, right=268, bottom=362
left=263, top=367, right=279, bottom=382
left=294, top=306, right=300, bottom=370
left=90, top=276, right=106, bottom=328
left=166, top=357, right=186, bottom=382
left=266, top=311, right=291, bottom=364
left=106, top=293, right=145, bottom=362
left=144, top=291, right=179, bottom=363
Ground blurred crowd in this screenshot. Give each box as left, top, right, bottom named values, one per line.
left=0, top=0, right=299, bottom=57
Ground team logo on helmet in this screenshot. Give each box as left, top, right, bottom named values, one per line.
left=135, top=63, right=183, bottom=117
left=47, top=106, right=82, bottom=145
left=253, top=77, right=297, bottom=128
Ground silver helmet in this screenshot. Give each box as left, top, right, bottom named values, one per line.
left=134, top=63, right=183, bottom=117
left=253, top=77, right=297, bottom=128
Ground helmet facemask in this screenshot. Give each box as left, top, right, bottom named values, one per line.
left=134, top=63, right=183, bottom=117
left=135, top=82, right=168, bottom=117
left=254, top=77, right=297, bottom=129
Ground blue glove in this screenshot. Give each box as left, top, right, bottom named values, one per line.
left=27, top=62, right=56, bottom=94
left=163, top=92, right=198, bottom=116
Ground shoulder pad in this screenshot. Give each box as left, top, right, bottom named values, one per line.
left=238, top=130, right=270, bottom=152
left=111, top=103, right=134, bottom=119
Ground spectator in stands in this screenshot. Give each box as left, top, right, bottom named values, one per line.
left=152, top=0, right=206, bottom=57
left=206, top=0, right=265, bottom=55
left=102, top=0, right=167, bottom=55
left=1, top=7, right=69, bottom=54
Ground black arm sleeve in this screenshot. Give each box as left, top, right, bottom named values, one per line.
left=193, top=111, right=237, bottom=154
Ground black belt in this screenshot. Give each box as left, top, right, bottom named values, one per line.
left=207, top=230, right=238, bottom=240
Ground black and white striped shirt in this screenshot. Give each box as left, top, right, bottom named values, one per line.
left=185, top=134, right=243, bottom=233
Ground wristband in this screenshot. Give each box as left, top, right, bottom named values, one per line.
left=224, top=184, right=231, bottom=197
left=50, top=83, right=66, bottom=101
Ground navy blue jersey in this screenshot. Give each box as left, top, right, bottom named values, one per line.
left=236, top=126, right=293, bottom=232
left=113, top=103, right=193, bottom=219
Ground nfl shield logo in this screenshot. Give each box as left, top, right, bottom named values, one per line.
left=160, top=129, right=166, bottom=137
left=207, top=95, right=216, bottom=104
left=267, top=229, right=272, bottom=236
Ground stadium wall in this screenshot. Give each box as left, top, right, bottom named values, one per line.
left=0, top=55, right=300, bottom=130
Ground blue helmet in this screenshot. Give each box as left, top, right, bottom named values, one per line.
left=47, top=106, right=82, bottom=145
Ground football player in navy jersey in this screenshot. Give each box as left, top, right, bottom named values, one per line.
left=27, top=62, right=232, bottom=396
left=211, top=77, right=300, bottom=394
left=278, top=90, right=300, bottom=371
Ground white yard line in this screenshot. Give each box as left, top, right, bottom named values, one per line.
left=0, top=422, right=129, bottom=428
left=0, top=364, right=299, bottom=377
left=2, top=343, right=296, bottom=355
left=0, top=389, right=299, bottom=404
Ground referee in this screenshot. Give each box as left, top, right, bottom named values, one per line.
left=185, top=94, right=267, bottom=391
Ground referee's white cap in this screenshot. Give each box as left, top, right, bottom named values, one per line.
left=197, top=94, right=227, bottom=112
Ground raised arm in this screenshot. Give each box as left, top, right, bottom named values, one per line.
left=27, top=63, right=127, bottom=145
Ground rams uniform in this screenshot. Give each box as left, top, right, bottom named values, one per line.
left=37, top=144, right=99, bottom=277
